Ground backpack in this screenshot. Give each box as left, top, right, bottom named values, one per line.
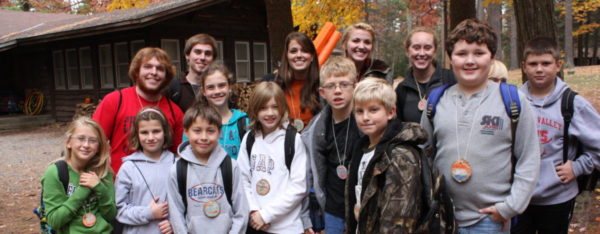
left=176, top=156, right=233, bottom=216
left=560, top=88, right=599, bottom=193
left=245, top=124, right=297, bottom=171
left=422, top=82, right=521, bottom=233
left=236, top=116, right=249, bottom=142
left=34, top=160, right=69, bottom=234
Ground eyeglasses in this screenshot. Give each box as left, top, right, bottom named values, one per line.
left=322, top=82, right=354, bottom=91
left=71, top=135, right=99, bottom=145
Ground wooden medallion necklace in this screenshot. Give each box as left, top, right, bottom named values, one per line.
left=451, top=92, right=484, bottom=183
left=331, top=115, right=351, bottom=180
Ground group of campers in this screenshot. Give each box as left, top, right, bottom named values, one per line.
left=38, top=18, right=599, bottom=234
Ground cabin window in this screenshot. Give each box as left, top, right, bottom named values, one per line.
left=99, top=44, right=114, bottom=89
left=79, top=47, right=93, bottom=89
left=253, top=42, right=267, bottom=79
left=114, top=42, right=130, bottom=88
left=65, top=48, right=80, bottom=90
left=161, top=39, right=181, bottom=77
left=53, top=50, right=66, bottom=90
left=235, top=41, right=250, bottom=82
left=130, top=40, right=145, bottom=57
left=216, top=40, right=224, bottom=62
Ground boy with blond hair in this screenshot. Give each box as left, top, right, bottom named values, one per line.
left=301, top=56, right=360, bottom=233
left=345, top=78, right=426, bottom=233
left=512, top=37, right=600, bottom=234
left=420, top=19, right=540, bottom=233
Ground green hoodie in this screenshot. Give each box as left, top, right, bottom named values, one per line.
left=41, top=162, right=116, bottom=233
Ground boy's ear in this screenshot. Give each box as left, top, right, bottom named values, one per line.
left=388, top=107, right=396, bottom=120
left=318, top=87, right=326, bottom=98
left=557, top=59, right=564, bottom=68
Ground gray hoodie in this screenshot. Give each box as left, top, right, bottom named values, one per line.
left=420, top=81, right=540, bottom=227
left=167, top=141, right=248, bottom=234
left=521, top=78, right=600, bottom=205
left=115, top=150, right=176, bottom=234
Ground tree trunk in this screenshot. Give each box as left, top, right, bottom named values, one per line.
left=593, top=29, right=599, bottom=64
left=577, top=35, right=583, bottom=65
left=450, top=0, right=476, bottom=30
left=476, top=0, right=485, bottom=20
left=265, top=0, right=294, bottom=74
left=510, top=4, right=519, bottom=69
left=487, top=1, right=503, bottom=61
left=565, top=0, right=574, bottom=68
left=514, top=0, right=557, bottom=83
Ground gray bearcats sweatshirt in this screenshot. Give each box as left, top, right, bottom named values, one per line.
left=522, top=78, right=600, bottom=205
left=115, top=150, right=176, bottom=234
left=420, top=81, right=540, bottom=227
left=167, top=141, right=249, bottom=234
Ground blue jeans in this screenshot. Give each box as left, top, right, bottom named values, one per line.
left=458, top=216, right=509, bottom=234
left=324, top=212, right=345, bottom=234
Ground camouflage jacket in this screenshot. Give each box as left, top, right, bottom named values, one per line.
left=345, top=120, right=427, bottom=234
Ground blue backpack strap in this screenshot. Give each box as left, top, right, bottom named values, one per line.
left=426, top=83, right=454, bottom=124
left=499, top=82, right=520, bottom=184
left=499, top=82, right=521, bottom=121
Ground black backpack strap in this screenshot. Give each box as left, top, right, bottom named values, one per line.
left=561, top=88, right=577, bottom=163
left=169, top=78, right=182, bottom=104
left=246, top=130, right=255, bottom=159
left=176, top=159, right=188, bottom=216
left=237, top=116, right=249, bottom=141
left=284, top=124, right=297, bottom=171
left=220, top=156, right=233, bottom=205
left=499, top=83, right=521, bottom=183
left=55, top=160, right=69, bottom=193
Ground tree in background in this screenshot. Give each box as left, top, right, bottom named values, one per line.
left=291, top=0, right=365, bottom=38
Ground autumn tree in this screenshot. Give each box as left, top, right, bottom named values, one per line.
left=291, top=0, right=365, bottom=38
left=107, top=0, right=157, bottom=11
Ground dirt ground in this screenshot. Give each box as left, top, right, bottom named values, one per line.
left=1, top=66, right=599, bottom=233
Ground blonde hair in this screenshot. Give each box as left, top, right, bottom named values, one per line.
left=63, top=117, right=112, bottom=178
left=246, top=82, right=289, bottom=133
left=319, top=56, right=357, bottom=85
left=488, top=60, right=508, bottom=82
left=128, top=107, right=173, bottom=151
left=341, top=22, right=376, bottom=56
left=353, top=78, right=396, bottom=111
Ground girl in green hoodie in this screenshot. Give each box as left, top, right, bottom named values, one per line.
left=41, top=117, right=116, bottom=233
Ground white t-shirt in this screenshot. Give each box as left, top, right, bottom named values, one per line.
left=355, top=148, right=376, bottom=205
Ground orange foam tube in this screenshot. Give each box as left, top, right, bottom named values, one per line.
left=318, top=30, right=341, bottom=66
left=313, top=22, right=335, bottom=54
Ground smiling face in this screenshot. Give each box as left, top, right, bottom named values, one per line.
left=287, top=40, right=314, bottom=72
left=319, top=75, right=355, bottom=111
left=66, top=125, right=100, bottom=165
left=137, top=57, right=168, bottom=95
left=450, top=40, right=493, bottom=93
left=257, top=97, right=282, bottom=135
left=344, top=29, right=373, bottom=64
left=186, top=43, right=214, bottom=75
left=523, top=53, right=561, bottom=91
left=138, top=119, right=165, bottom=158
left=203, top=71, right=230, bottom=108
left=354, top=100, right=394, bottom=143
left=185, top=117, right=220, bottom=159
left=407, top=31, right=436, bottom=71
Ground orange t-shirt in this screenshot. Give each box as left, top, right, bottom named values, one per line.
left=285, top=79, right=314, bottom=127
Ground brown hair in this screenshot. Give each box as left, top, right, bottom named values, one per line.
left=246, top=81, right=289, bottom=133
left=405, top=27, right=438, bottom=51
left=276, top=32, right=320, bottom=113
left=128, top=47, right=176, bottom=84
left=183, top=102, right=222, bottom=130
left=63, top=117, right=112, bottom=178
left=523, top=37, right=560, bottom=62
left=445, top=19, right=497, bottom=58
left=128, top=107, right=173, bottom=151
left=184, top=33, right=218, bottom=59
left=196, top=61, right=236, bottom=107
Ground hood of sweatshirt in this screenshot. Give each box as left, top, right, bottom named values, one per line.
left=382, top=118, right=428, bottom=147
left=226, top=109, right=248, bottom=126
left=122, top=150, right=174, bottom=163
left=522, top=77, right=568, bottom=107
